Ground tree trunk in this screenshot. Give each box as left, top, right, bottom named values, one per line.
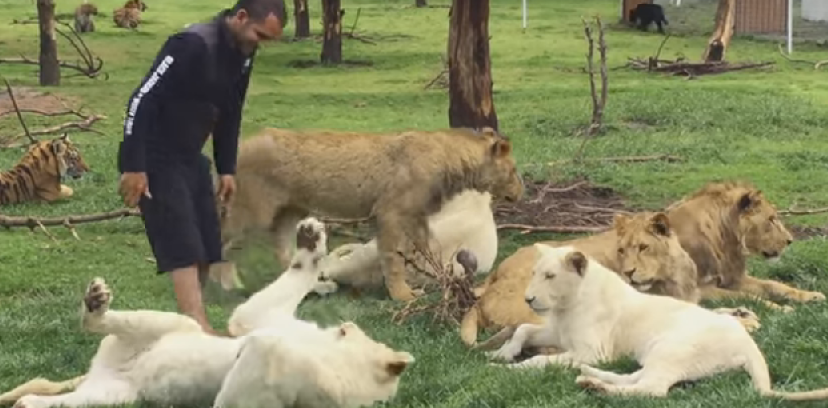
left=320, top=0, right=342, bottom=65
left=293, top=0, right=310, bottom=38
left=416, top=0, right=428, bottom=7
left=447, top=0, right=498, bottom=130
left=703, top=0, right=736, bottom=62
left=37, top=0, right=60, bottom=86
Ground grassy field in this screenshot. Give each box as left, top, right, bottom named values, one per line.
left=2, top=0, right=828, bottom=407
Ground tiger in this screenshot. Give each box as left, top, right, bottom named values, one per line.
left=113, top=0, right=147, bottom=29
left=0, top=133, right=90, bottom=205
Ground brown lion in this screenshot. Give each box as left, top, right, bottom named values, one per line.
left=666, top=180, right=824, bottom=309
left=113, top=0, right=146, bottom=29
left=220, top=127, right=525, bottom=302
left=460, top=211, right=762, bottom=349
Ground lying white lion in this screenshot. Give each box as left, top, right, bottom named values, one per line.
left=314, top=189, right=498, bottom=295
left=487, top=244, right=828, bottom=401
left=1, top=218, right=414, bottom=408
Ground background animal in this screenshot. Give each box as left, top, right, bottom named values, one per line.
left=0, top=133, right=89, bottom=205
left=74, top=2, right=98, bottom=33
left=629, top=3, right=668, bottom=34
left=313, top=189, right=499, bottom=296
left=113, top=0, right=146, bottom=29
left=220, top=126, right=524, bottom=302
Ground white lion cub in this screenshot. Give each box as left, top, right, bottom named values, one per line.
left=313, top=189, right=498, bottom=295
left=1, top=218, right=414, bottom=408
left=488, top=244, right=828, bottom=401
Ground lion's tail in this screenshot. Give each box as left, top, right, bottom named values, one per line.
left=459, top=306, right=481, bottom=347
left=743, top=340, right=828, bottom=401
left=0, top=375, right=85, bottom=405
left=472, top=326, right=517, bottom=351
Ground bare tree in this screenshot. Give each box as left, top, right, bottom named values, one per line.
left=293, top=0, right=310, bottom=38
left=320, top=0, right=343, bottom=64
left=703, top=0, right=736, bottom=62
left=37, top=0, right=60, bottom=86
left=447, top=0, right=497, bottom=130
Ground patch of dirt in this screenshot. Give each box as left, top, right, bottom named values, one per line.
left=494, top=178, right=636, bottom=230
left=0, top=87, right=78, bottom=113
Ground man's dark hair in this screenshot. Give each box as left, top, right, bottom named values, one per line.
left=231, top=0, right=288, bottom=27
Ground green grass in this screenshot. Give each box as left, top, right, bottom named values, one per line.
left=2, top=0, right=828, bottom=407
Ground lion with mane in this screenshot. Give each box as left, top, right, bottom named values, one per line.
left=220, top=127, right=525, bottom=302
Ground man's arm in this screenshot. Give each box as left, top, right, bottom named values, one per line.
left=212, top=55, right=255, bottom=176
left=119, top=33, right=205, bottom=173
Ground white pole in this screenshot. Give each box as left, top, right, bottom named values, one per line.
left=787, top=0, right=793, bottom=54
left=522, top=0, right=527, bottom=31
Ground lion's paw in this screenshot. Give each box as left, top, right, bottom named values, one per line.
left=14, top=395, right=44, bottom=408
left=790, top=290, right=826, bottom=303
left=313, top=279, right=340, bottom=296
left=84, top=277, right=111, bottom=315
left=485, top=342, right=522, bottom=363
left=575, top=375, right=607, bottom=392
left=295, top=217, right=328, bottom=257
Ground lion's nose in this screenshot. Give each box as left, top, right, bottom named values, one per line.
left=786, top=239, right=793, bottom=245
left=524, top=296, right=535, bottom=305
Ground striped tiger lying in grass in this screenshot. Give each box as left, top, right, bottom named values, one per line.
left=0, top=133, right=90, bottom=205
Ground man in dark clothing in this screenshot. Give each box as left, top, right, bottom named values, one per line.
left=117, top=0, right=287, bottom=335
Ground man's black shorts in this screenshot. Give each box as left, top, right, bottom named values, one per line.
left=138, top=155, right=223, bottom=273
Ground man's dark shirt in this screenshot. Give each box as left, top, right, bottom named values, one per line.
left=118, top=9, right=255, bottom=176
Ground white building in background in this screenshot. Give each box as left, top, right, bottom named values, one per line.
left=802, top=0, right=828, bottom=22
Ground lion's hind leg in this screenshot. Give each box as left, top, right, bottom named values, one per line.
left=82, top=277, right=203, bottom=342
left=578, top=365, right=645, bottom=386
left=13, top=377, right=137, bottom=408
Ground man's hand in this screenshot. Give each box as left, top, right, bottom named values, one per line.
left=217, top=175, right=236, bottom=204
left=119, top=172, right=151, bottom=208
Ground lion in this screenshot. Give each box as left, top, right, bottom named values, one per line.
left=665, top=180, right=824, bottom=309
left=460, top=211, right=761, bottom=349
left=220, top=127, right=525, bottom=302
left=1, top=218, right=414, bottom=408
left=487, top=245, right=828, bottom=401
left=312, top=189, right=498, bottom=296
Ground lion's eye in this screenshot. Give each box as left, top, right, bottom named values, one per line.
left=639, top=244, right=648, bottom=251
left=545, top=274, right=555, bottom=280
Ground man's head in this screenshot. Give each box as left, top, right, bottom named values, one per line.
left=226, top=0, right=287, bottom=54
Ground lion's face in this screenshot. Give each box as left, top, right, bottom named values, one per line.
left=614, top=212, right=699, bottom=300
left=736, top=190, right=793, bottom=262
left=478, top=131, right=524, bottom=203
left=524, top=244, right=586, bottom=314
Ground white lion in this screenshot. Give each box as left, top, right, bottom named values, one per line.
left=314, top=189, right=498, bottom=295
left=0, top=218, right=414, bottom=408
left=487, top=244, right=828, bottom=401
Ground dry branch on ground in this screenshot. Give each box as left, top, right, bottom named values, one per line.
left=0, top=208, right=141, bottom=240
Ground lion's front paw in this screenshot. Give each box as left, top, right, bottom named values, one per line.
left=84, top=277, right=112, bottom=315
left=485, top=342, right=522, bottom=363
left=313, top=279, right=339, bottom=296
left=295, top=217, right=328, bottom=257
left=789, top=290, right=826, bottom=303
left=575, top=375, right=607, bottom=392
left=387, top=282, right=419, bottom=302
left=761, top=300, right=794, bottom=313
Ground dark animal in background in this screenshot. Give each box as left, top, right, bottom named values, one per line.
left=74, top=2, right=99, bottom=33
left=629, top=3, right=669, bottom=34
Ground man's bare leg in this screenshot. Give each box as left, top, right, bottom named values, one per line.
left=170, top=264, right=216, bottom=335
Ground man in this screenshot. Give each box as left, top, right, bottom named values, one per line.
left=117, top=0, right=286, bottom=334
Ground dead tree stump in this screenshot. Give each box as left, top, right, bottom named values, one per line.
left=320, top=0, right=343, bottom=64
left=37, top=0, right=60, bottom=86
left=703, top=0, right=736, bottom=62
left=447, top=0, right=498, bottom=130
left=294, top=0, right=310, bottom=38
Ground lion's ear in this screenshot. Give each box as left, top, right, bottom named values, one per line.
left=650, top=212, right=671, bottom=236
left=490, top=139, right=512, bottom=158
left=564, top=251, right=587, bottom=276
left=613, top=213, right=630, bottom=231
left=737, top=192, right=756, bottom=212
